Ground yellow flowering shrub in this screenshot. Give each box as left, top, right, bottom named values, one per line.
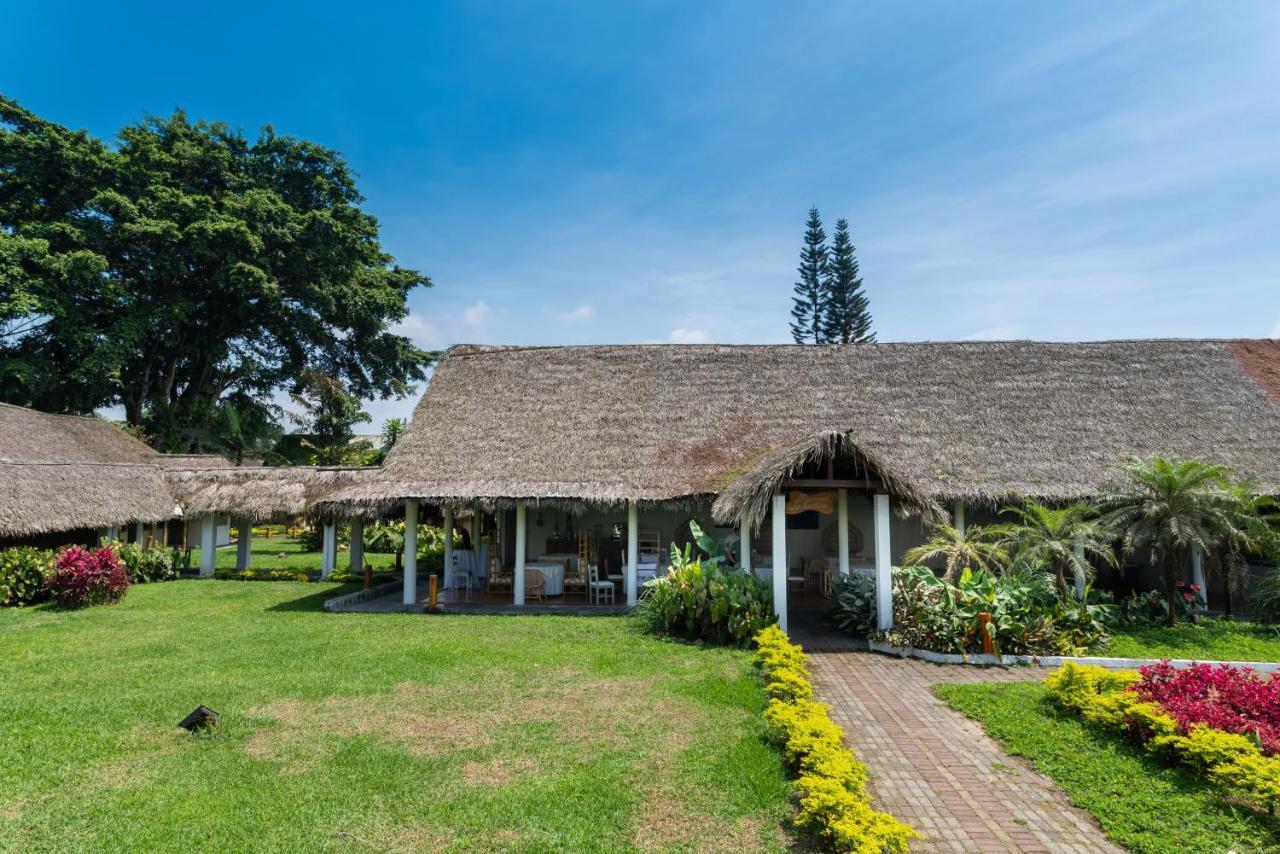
left=754, top=628, right=917, bottom=852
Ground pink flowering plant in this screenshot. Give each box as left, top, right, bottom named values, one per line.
left=46, top=546, right=130, bottom=608
left=1134, top=661, right=1280, bottom=755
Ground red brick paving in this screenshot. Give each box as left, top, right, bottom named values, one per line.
left=791, top=620, right=1122, bottom=853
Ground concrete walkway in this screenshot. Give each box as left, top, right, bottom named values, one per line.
left=792, top=622, right=1122, bottom=853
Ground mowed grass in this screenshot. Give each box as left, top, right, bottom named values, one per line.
left=936, top=681, right=1280, bottom=854
left=191, top=534, right=397, bottom=572
left=0, top=582, right=792, bottom=852
left=1103, top=617, right=1280, bottom=663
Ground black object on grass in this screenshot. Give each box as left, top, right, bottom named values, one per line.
left=178, top=704, right=219, bottom=732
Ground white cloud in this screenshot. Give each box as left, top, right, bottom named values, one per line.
left=1270, top=317, right=1280, bottom=339
left=390, top=312, right=443, bottom=349
left=463, top=300, right=491, bottom=327
left=669, top=327, right=712, bottom=344
left=963, top=325, right=1023, bottom=342
left=556, top=303, right=596, bottom=322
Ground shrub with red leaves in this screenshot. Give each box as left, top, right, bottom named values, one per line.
left=46, top=546, right=130, bottom=608
left=1134, top=661, right=1280, bottom=755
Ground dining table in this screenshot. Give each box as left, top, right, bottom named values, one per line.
left=524, top=561, right=566, bottom=596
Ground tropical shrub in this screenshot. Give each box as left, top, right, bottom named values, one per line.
left=46, top=546, right=130, bottom=608
left=877, top=565, right=1111, bottom=657
left=1251, top=565, right=1280, bottom=624
left=827, top=572, right=877, bottom=637
left=1119, top=584, right=1204, bottom=625
left=1134, top=661, right=1280, bottom=755
left=754, top=626, right=917, bottom=852
left=1046, top=662, right=1280, bottom=814
left=363, top=520, right=404, bottom=553
left=639, top=559, right=773, bottom=647
left=0, top=546, right=56, bottom=606
left=112, top=541, right=183, bottom=583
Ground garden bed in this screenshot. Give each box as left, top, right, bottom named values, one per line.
left=936, top=681, right=1280, bottom=853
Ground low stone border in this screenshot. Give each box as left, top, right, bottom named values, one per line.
left=324, top=579, right=403, bottom=612
left=867, top=639, right=1280, bottom=673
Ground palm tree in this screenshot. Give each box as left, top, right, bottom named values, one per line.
left=1000, top=502, right=1116, bottom=600
left=1099, top=456, right=1264, bottom=626
left=902, top=522, right=1010, bottom=582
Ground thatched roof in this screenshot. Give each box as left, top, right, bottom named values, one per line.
left=317, top=339, right=1280, bottom=521
left=0, top=402, right=158, bottom=463
left=0, top=462, right=179, bottom=538
left=0, top=403, right=234, bottom=537
left=164, top=466, right=377, bottom=524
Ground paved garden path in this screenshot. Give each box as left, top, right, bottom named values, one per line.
left=791, top=621, right=1122, bottom=853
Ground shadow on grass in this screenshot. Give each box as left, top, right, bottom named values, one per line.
left=265, top=584, right=361, bottom=612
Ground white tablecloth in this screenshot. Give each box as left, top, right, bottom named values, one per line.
left=539, top=552, right=579, bottom=571
left=445, top=546, right=488, bottom=590
left=525, top=562, right=565, bottom=595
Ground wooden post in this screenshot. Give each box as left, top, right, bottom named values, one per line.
left=429, top=573, right=438, bottom=608
left=978, top=612, right=994, bottom=654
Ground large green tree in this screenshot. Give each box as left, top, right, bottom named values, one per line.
left=789, top=207, right=829, bottom=344
left=0, top=97, right=432, bottom=450
left=820, top=218, right=874, bottom=344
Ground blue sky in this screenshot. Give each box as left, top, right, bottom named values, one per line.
left=4, top=1, right=1279, bottom=425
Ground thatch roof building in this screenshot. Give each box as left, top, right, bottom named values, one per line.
left=319, top=339, right=1280, bottom=522
left=0, top=403, right=182, bottom=538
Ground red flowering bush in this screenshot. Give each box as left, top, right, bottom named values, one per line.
left=1134, top=661, right=1280, bottom=755
left=46, top=546, right=130, bottom=608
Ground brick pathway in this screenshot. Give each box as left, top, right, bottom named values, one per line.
left=792, top=620, right=1122, bottom=853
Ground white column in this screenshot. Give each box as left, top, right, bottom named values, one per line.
left=349, top=519, right=364, bottom=572
left=1073, top=541, right=1087, bottom=598
left=873, top=494, right=892, bottom=631
left=514, top=503, right=527, bottom=605
left=320, top=522, right=337, bottom=578
left=739, top=516, right=752, bottom=574
left=952, top=500, right=965, bottom=536
left=403, top=500, right=418, bottom=605
left=442, top=505, right=455, bottom=589
left=837, top=488, right=850, bottom=577
left=199, top=514, right=217, bottom=576
left=1190, top=550, right=1206, bottom=607
left=771, top=494, right=788, bottom=633
left=235, top=519, right=252, bottom=571
left=626, top=502, right=639, bottom=606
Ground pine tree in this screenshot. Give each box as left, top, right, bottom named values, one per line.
left=790, top=207, right=830, bottom=343
left=821, top=218, right=875, bottom=344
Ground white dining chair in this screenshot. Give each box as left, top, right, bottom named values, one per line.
left=588, top=564, right=615, bottom=605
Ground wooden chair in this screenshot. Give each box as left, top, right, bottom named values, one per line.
left=787, top=559, right=807, bottom=597
left=488, top=559, right=513, bottom=594
left=563, top=560, right=587, bottom=599
left=524, top=567, right=545, bottom=603
left=804, top=559, right=829, bottom=596
left=588, top=564, right=615, bottom=605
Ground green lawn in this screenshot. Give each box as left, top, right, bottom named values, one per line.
left=191, top=534, right=397, bottom=572
left=936, top=681, right=1280, bottom=854
left=0, top=582, right=792, bottom=852
left=1102, top=618, right=1280, bottom=663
